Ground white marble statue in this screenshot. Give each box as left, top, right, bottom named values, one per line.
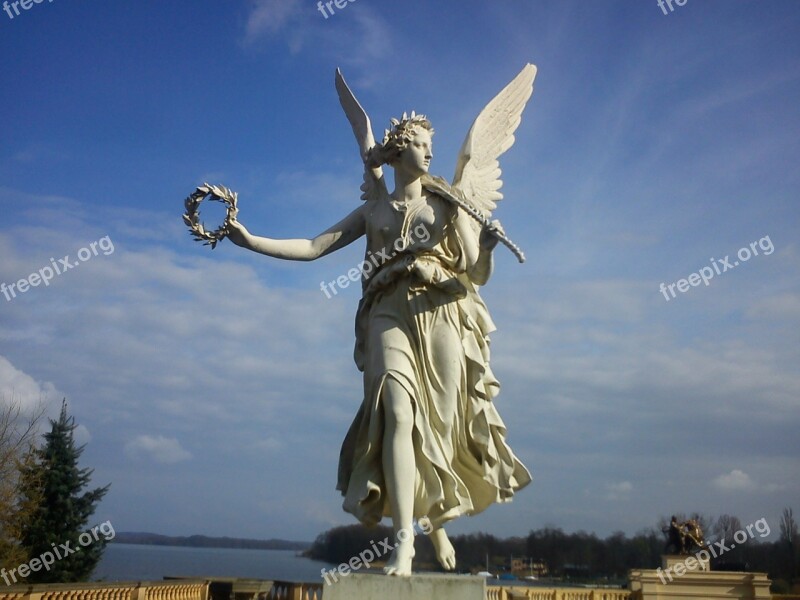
left=225, top=64, right=537, bottom=576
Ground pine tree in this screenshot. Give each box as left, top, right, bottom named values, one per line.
left=17, top=399, right=110, bottom=583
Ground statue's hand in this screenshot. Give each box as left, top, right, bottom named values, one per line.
left=225, top=218, right=250, bottom=248
left=479, top=219, right=504, bottom=252
left=364, top=144, right=385, bottom=169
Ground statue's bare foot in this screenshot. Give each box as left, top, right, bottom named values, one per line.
left=431, top=528, right=456, bottom=571
left=383, top=539, right=415, bottom=576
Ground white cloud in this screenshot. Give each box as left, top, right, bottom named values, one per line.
left=330, top=9, right=393, bottom=77
left=243, top=0, right=302, bottom=45
left=73, top=423, right=92, bottom=446
left=605, top=481, right=633, bottom=500
left=746, top=293, right=800, bottom=320
left=239, top=2, right=394, bottom=88
left=125, top=435, right=192, bottom=464
left=254, top=437, right=283, bottom=452
left=712, top=469, right=757, bottom=492
left=608, top=481, right=633, bottom=493
left=0, top=355, right=60, bottom=413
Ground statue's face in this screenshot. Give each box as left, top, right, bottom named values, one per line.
left=397, top=128, right=433, bottom=177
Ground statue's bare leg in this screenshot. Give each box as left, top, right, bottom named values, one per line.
left=430, top=527, right=456, bottom=570
left=425, top=322, right=460, bottom=571
left=382, top=377, right=416, bottom=576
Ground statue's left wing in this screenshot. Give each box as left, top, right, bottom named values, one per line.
left=451, top=63, right=537, bottom=217
left=335, top=68, right=388, bottom=202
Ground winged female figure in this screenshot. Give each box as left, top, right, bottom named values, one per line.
left=225, top=64, right=537, bottom=576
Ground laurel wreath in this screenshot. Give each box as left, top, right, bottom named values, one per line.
left=182, top=183, right=239, bottom=249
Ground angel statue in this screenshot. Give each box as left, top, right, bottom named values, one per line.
left=224, top=64, right=537, bottom=576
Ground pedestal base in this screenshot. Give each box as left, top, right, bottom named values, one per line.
left=321, top=572, right=485, bottom=600
left=629, top=566, right=771, bottom=600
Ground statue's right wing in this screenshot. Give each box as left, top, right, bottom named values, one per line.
left=335, top=68, right=388, bottom=202
left=451, top=63, right=537, bottom=218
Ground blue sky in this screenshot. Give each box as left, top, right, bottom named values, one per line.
left=1, top=0, right=799, bottom=543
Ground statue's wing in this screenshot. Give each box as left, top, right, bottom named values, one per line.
left=335, top=68, right=388, bottom=202
left=452, top=63, right=537, bottom=217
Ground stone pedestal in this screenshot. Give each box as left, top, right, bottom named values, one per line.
left=322, top=573, right=485, bottom=600
left=629, top=556, right=771, bottom=600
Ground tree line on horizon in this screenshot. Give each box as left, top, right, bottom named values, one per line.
left=307, top=510, right=799, bottom=592
left=112, top=531, right=308, bottom=551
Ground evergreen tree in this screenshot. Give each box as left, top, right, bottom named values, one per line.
left=17, top=400, right=110, bottom=583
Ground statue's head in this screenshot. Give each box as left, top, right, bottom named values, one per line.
left=369, top=112, right=434, bottom=175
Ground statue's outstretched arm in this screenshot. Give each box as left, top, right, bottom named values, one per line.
left=226, top=204, right=366, bottom=261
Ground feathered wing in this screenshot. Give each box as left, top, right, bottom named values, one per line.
left=335, top=68, right=388, bottom=202
left=451, top=63, right=537, bottom=218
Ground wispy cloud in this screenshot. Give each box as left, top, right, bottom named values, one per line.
left=239, top=1, right=393, bottom=87
left=0, top=356, right=60, bottom=414
left=327, top=9, right=393, bottom=82
left=243, top=0, right=303, bottom=45
left=605, top=481, right=633, bottom=501
left=125, top=435, right=192, bottom=464
left=712, top=469, right=757, bottom=492
left=746, top=292, right=800, bottom=321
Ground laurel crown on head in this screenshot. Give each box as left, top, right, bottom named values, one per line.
left=382, top=111, right=434, bottom=148
left=366, top=111, right=434, bottom=168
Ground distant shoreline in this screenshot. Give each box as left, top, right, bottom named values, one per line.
left=111, top=532, right=310, bottom=552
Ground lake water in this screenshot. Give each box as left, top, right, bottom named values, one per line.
left=94, top=544, right=337, bottom=584
left=94, top=546, right=588, bottom=589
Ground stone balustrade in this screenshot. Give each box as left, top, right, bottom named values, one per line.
left=264, top=581, right=322, bottom=600
left=0, top=581, right=208, bottom=600
left=486, top=587, right=633, bottom=600
left=3, top=578, right=796, bottom=600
